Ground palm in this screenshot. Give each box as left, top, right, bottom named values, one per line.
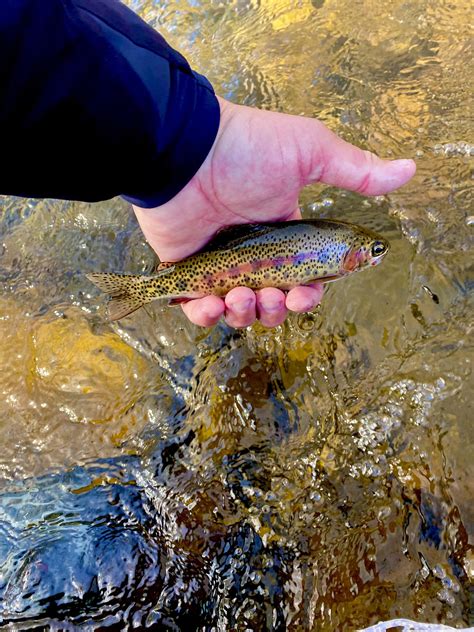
left=134, top=99, right=307, bottom=262
left=133, top=97, right=415, bottom=327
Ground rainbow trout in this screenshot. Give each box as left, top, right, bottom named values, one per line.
left=87, top=220, right=389, bottom=320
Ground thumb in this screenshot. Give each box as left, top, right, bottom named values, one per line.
left=297, top=118, right=416, bottom=195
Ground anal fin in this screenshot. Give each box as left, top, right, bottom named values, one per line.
left=168, top=297, right=191, bottom=306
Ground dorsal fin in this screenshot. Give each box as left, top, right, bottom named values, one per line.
left=201, top=223, right=273, bottom=252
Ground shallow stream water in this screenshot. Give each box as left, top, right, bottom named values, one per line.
left=0, top=0, right=472, bottom=629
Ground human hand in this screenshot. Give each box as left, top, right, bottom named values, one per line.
left=133, top=97, right=415, bottom=328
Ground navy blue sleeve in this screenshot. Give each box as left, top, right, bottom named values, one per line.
left=0, top=0, right=220, bottom=208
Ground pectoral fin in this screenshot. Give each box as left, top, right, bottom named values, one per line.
left=155, top=261, right=176, bottom=273
left=305, top=274, right=343, bottom=285
left=319, top=274, right=343, bottom=283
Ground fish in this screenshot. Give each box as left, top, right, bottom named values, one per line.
left=86, top=219, right=389, bottom=321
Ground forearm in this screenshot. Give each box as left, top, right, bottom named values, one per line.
left=0, top=0, right=220, bottom=206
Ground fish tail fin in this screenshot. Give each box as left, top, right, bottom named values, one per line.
left=87, top=272, right=156, bottom=321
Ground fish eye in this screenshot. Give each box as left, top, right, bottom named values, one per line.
left=371, top=240, right=387, bottom=257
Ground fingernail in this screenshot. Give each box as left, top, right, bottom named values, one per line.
left=230, top=299, right=253, bottom=313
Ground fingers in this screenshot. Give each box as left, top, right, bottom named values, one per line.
left=286, top=284, right=324, bottom=312
left=297, top=118, right=416, bottom=195
left=181, top=295, right=225, bottom=327
left=181, top=284, right=323, bottom=328
left=224, top=287, right=257, bottom=328
left=256, top=288, right=288, bottom=328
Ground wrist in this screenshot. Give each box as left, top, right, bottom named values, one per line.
left=123, top=75, right=220, bottom=209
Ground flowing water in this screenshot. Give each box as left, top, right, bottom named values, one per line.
left=0, top=0, right=472, bottom=629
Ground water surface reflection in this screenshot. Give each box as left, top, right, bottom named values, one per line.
left=0, top=0, right=472, bottom=629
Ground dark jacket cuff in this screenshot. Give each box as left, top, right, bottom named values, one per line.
left=121, top=71, right=220, bottom=208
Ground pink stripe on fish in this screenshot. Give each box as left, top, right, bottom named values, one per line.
left=202, top=252, right=318, bottom=286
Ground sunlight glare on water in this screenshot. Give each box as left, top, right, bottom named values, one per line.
left=0, top=0, right=472, bottom=629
